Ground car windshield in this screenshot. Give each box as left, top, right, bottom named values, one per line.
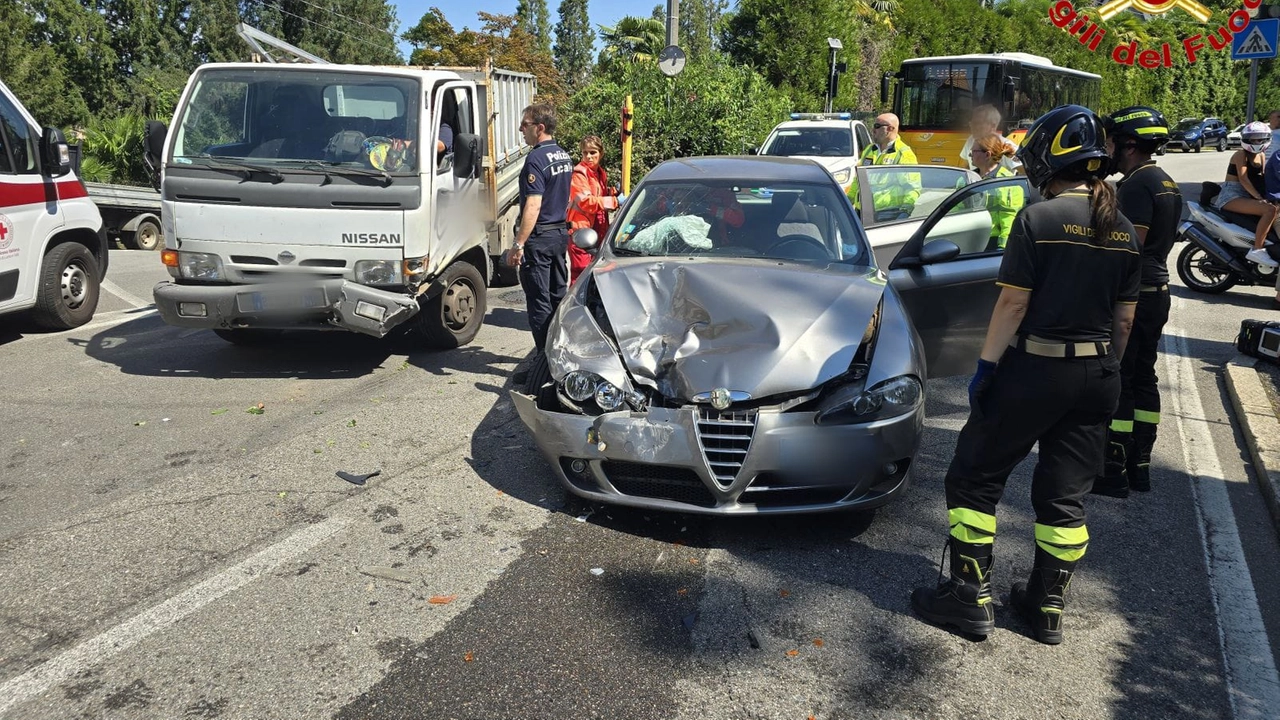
left=1174, top=119, right=1202, bottom=131
left=171, top=68, right=421, bottom=173
left=761, top=128, right=854, bottom=157
left=610, top=181, right=868, bottom=265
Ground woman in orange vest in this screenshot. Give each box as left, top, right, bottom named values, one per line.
left=567, top=136, right=623, bottom=283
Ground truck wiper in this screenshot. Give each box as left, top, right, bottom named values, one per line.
left=192, top=154, right=284, bottom=182
left=294, top=161, right=391, bottom=186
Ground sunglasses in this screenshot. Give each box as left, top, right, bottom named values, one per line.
left=873, top=123, right=895, bottom=130
left=520, top=120, right=540, bottom=129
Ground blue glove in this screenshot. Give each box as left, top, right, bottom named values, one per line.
left=617, top=193, right=627, bottom=205
left=969, top=359, right=998, bottom=409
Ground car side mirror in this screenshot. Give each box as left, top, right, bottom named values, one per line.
left=572, top=228, right=599, bottom=251
left=919, top=239, right=961, bottom=264
left=453, top=132, right=480, bottom=178
left=747, top=146, right=759, bottom=155
left=144, top=120, right=167, bottom=190
left=41, top=127, right=71, bottom=178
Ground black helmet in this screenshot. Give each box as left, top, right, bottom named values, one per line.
left=1016, top=105, right=1109, bottom=191
left=1103, top=106, right=1169, bottom=144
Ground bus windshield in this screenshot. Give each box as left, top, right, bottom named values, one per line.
left=899, top=62, right=1003, bottom=131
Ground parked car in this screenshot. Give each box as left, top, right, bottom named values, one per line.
left=512, top=156, right=1032, bottom=515
left=1228, top=124, right=1244, bottom=149
left=754, top=113, right=872, bottom=195
left=1168, top=117, right=1229, bottom=153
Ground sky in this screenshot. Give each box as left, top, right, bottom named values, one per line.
left=389, top=0, right=647, bottom=60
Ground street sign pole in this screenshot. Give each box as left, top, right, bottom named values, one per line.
left=1248, top=58, right=1259, bottom=123
left=1233, top=18, right=1279, bottom=122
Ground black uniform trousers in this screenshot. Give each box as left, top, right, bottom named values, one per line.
left=1113, top=287, right=1170, bottom=436
left=519, top=228, right=569, bottom=352
left=945, top=347, right=1121, bottom=567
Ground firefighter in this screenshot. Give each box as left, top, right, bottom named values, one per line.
left=911, top=105, right=1140, bottom=645
left=566, top=135, right=622, bottom=284
left=1091, top=107, right=1182, bottom=497
left=848, top=113, right=920, bottom=218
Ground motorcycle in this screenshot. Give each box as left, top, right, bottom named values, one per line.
left=1176, top=182, right=1280, bottom=294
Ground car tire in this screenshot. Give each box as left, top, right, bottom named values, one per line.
left=1194, top=140, right=1203, bottom=153
left=30, top=241, right=101, bottom=330
left=131, top=219, right=163, bottom=251
left=523, top=352, right=559, bottom=409
left=1217, top=137, right=1227, bottom=152
left=417, top=259, right=486, bottom=349
left=213, top=328, right=284, bottom=345
left=1176, top=243, right=1236, bottom=294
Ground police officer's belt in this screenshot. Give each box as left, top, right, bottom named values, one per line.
left=533, top=222, right=569, bottom=235
left=1010, top=334, right=1110, bottom=359
left=1139, top=284, right=1168, bottom=293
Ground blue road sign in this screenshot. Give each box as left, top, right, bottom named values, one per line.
left=1233, top=18, right=1279, bottom=60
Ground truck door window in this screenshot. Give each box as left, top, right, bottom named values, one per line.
left=173, top=79, right=249, bottom=158
left=0, top=95, right=36, bottom=174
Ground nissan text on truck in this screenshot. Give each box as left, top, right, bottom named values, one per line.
left=0, top=78, right=108, bottom=330
left=146, top=61, right=533, bottom=347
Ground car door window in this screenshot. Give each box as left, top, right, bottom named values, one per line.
left=857, top=165, right=972, bottom=227
left=927, top=177, right=1030, bottom=256
left=0, top=94, right=37, bottom=174
left=855, top=124, right=871, bottom=155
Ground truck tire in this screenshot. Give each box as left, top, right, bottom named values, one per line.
left=213, top=328, right=284, bottom=345
left=418, top=260, right=486, bottom=348
left=132, top=219, right=163, bottom=252
left=31, top=242, right=101, bottom=330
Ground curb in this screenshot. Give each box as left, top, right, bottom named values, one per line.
left=1223, top=354, right=1280, bottom=535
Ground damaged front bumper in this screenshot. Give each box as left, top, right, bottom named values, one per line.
left=152, top=280, right=420, bottom=338
left=511, top=391, right=923, bottom=515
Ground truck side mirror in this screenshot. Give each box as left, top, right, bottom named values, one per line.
left=880, top=73, right=891, bottom=105
left=40, top=127, right=71, bottom=178
left=453, top=132, right=480, bottom=178
left=144, top=120, right=167, bottom=190
left=572, top=228, right=599, bottom=251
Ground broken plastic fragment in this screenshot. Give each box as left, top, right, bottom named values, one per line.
left=589, top=567, right=605, bottom=576
left=812, top=638, right=824, bottom=647
left=463, top=652, right=474, bottom=662
left=786, top=649, right=799, bottom=657
left=337, top=469, right=381, bottom=486
left=134, top=420, right=146, bottom=427
left=358, top=566, right=414, bottom=583
left=428, top=594, right=457, bottom=605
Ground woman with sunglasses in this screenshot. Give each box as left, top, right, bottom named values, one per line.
left=969, top=135, right=1025, bottom=250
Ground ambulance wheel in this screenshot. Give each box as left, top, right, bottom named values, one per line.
left=1176, top=243, right=1235, bottom=294
left=132, top=219, right=163, bottom=252
left=31, top=241, right=101, bottom=330
left=418, top=260, right=486, bottom=348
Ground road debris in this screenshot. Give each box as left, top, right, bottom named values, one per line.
left=428, top=594, right=457, bottom=605
left=358, top=566, right=414, bottom=583
left=134, top=420, right=146, bottom=427
left=812, top=638, right=824, bottom=647
left=786, top=649, right=799, bottom=657
left=246, top=403, right=265, bottom=415
left=337, top=469, right=381, bottom=486
left=346, top=419, right=357, bottom=427
left=211, top=408, right=229, bottom=415
left=463, top=652, right=474, bottom=662
left=589, top=568, right=605, bottom=576
left=747, top=628, right=761, bottom=649
left=779, top=589, right=791, bottom=598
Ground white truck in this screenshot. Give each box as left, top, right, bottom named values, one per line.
left=146, top=61, right=534, bottom=347
left=0, top=77, right=109, bottom=329
left=753, top=112, right=872, bottom=195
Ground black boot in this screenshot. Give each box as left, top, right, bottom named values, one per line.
left=911, top=537, right=995, bottom=638
left=1090, top=436, right=1130, bottom=498
left=1010, top=552, right=1075, bottom=645
left=1128, top=423, right=1157, bottom=492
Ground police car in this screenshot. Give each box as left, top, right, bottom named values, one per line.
left=754, top=113, right=871, bottom=193
left=0, top=78, right=108, bottom=329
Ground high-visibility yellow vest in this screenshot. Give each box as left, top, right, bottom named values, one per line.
left=847, top=140, right=920, bottom=216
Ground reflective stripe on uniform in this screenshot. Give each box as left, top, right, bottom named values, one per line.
left=1035, top=523, right=1089, bottom=563
left=1109, top=418, right=1134, bottom=433
left=1134, top=409, right=1161, bottom=424
left=949, top=507, right=997, bottom=544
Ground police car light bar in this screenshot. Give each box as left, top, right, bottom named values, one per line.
left=789, top=112, right=853, bottom=121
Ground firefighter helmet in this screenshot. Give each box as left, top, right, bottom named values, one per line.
left=1103, top=106, right=1170, bottom=144
left=1016, top=105, right=1109, bottom=191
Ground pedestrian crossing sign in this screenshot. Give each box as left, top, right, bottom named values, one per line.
left=1232, top=19, right=1279, bottom=60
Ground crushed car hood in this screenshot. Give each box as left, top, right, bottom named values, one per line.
left=587, top=258, right=884, bottom=400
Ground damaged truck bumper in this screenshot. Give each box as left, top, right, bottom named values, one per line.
left=153, top=280, right=420, bottom=338
left=510, top=390, right=922, bottom=515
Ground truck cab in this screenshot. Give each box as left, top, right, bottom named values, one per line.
left=0, top=78, right=108, bottom=329
left=148, top=62, right=532, bottom=347
left=755, top=113, right=871, bottom=194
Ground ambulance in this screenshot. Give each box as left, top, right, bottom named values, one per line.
left=0, top=78, right=107, bottom=329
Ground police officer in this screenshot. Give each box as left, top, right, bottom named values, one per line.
left=1091, top=107, right=1182, bottom=498
left=911, top=106, right=1140, bottom=645
left=507, top=104, right=574, bottom=353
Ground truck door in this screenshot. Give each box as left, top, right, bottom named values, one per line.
left=429, top=81, right=482, bottom=276
left=0, top=88, right=63, bottom=313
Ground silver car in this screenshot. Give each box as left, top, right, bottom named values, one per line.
left=512, top=156, right=1031, bottom=515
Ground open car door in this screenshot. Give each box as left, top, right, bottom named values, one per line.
left=853, top=164, right=977, bottom=267
left=886, top=175, right=1032, bottom=378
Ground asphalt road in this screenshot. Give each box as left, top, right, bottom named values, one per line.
left=1, top=150, right=1278, bottom=720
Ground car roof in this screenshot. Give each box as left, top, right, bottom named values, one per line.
left=642, top=156, right=835, bottom=184
left=773, top=120, right=857, bottom=130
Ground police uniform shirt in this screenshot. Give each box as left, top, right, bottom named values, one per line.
left=1117, top=161, right=1183, bottom=286
left=520, top=140, right=574, bottom=227
left=997, top=191, right=1142, bottom=343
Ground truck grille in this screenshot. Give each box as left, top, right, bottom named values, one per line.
left=695, top=408, right=757, bottom=487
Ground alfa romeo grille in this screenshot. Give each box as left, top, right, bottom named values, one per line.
left=695, top=408, right=757, bottom=486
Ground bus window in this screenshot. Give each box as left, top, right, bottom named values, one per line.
left=900, top=62, right=998, bottom=131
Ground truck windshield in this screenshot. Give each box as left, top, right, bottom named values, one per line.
left=761, top=128, right=854, bottom=157
left=171, top=68, right=421, bottom=173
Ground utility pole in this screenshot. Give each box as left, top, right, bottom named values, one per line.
left=666, top=0, right=679, bottom=46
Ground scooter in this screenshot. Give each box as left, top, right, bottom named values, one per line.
left=1176, top=182, right=1279, bottom=294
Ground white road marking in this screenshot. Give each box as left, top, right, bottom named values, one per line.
left=99, top=278, right=151, bottom=310
left=0, top=516, right=351, bottom=716
left=1165, top=304, right=1280, bottom=720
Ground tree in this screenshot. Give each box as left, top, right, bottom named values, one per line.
left=0, top=1, right=88, bottom=128
left=516, top=0, right=553, bottom=54
left=599, top=16, right=667, bottom=65
left=554, top=0, right=594, bottom=91
left=679, top=0, right=721, bottom=59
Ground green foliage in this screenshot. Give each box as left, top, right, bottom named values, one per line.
left=599, top=16, right=667, bottom=66
left=516, top=0, right=553, bottom=54
left=82, top=114, right=148, bottom=185
left=559, top=57, right=792, bottom=180
left=554, top=0, right=594, bottom=91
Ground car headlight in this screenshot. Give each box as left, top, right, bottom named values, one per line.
left=832, top=168, right=851, bottom=184
left=354, top=259, right=399, bottom=286
left=178, top=252, right=224, bottom=281
left=595, top=382, right=624, bottom=411
left=815, top=375, right=922, bottom=425
left=558, top=370, right=644, bottom=414
left=563, top=370, right=599, bottom=402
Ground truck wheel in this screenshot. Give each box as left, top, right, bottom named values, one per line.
left=132, top=219, right=163, bottom=252
left=31, top=242, right=101, bottom=330
left=418, top=260, right=486, bottom=348
left=213, top=329, right=284, bottom=345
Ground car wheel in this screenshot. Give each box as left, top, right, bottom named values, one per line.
left=1176, top=243, right=1236, bottom=294
left=30, top=241, right=101, bottom=330
left=417, top=259, right=486, bottom=349
left=131, top=219, right=163, bottom=251
left=1194, top=140, right=1203, bottom=153
left=1217, top=137, right=1227, bottom=152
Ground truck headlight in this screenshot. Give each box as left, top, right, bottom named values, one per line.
left=832, top=168, right=851, bottom=184
left=178, top=252, right=224, bottom=281
left=354, top=259, right=399, bottom=286
left=815, top=375, right=922, bottom=425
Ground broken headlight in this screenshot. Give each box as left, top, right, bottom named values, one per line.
left=815, top=375, right=922, bottom=425
left=559, top=370, right=645, bottom=414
